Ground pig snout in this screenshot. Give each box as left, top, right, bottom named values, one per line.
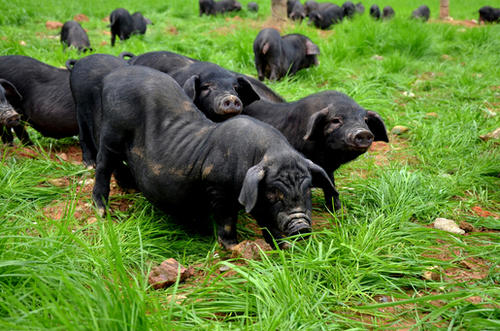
left=278, top=208, right=312, bottom=237
left=347, top=129, right=374, bottom=150
left=216, top=95, right=242, bottom=115
left=0, top=107, right=20, bottom=127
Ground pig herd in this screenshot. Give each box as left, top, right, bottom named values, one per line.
left=1, top=2, right=497, bottom=250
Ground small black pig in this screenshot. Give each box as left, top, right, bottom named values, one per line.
left=67, top=54, right=129, bottom=168
left=60, top=20, right=92, bottom=53
left=355, top=2, right=365, bottom=14
left=290, top=1, right=306, bottom=21
left=199, top=0, right=242, bottom=16
left=109, top=8, right=151, bottom=46
left=243, top=90, right=389, bottom=210
left=0, top=79, right=23, bottom=145
left=248, top=2, right=259, bottom=12
left=342, top=1, right=356, bottom=19
left=369, top=4, right=381, bottom=20
left=479, top=6, right=500, bottom=23
left=0, top=55, right=77, bottom=144
left=90, top=65, right=337, bottom=249
left=253, top=28, right=320, bottom=81
left=304, top=1, right=336, bottom=17
left=308, top=5, right=344, bottom=29
left=411, top=5, right=430, bottom=21
left=382, top=6, right=395, bottom=20
left=122, top=51, right=281, bottom=120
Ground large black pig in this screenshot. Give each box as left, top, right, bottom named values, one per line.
left=0, top=79, right=23, bottom=145
left=60, top=20, right=92, bottom=53
left=108, top=8, right=151, bottom=46
left=243, top=90, right=389, bottom=210
left=67, top=54, right=129, bottom=168
left=478, top=6, right=500, bottom=23
left=411, top=5, right=430, bottom=21
left=253, top=28, right=320, bottom=81
left=121, top=51, right=284, bottom=120
left=90, top=66, right=337, bottom=249
left=308, top=5, right=344, bottom=29
left=0, top=55, right=77, bottom=144
left=131, top=12, right=152, bottom=34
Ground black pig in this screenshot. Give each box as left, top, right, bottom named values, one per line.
left=253, top=28, right=320, bottom=81
left=0, top=79, right=23, bottom=145
left=479, top=6, right=500, bottom=23
left=382, top=6, right=395, bottom=20
left=248, top=2, right=259, bottom=12
left=308, top=5, right=344, bottom=29
left=290, top=1, right=306, bottom=21
left=60, top=20, right=92, bottom=53
left=411, top=5, right=430, bottom=21
left=0, top=55, right=77, bottom=144
left=342, top=1, right=356, bottom=19
left=109, top=8, right=151, bottom=46
left=355, top=2, right=365, bottom=14
left=199, top=0, right=241, bottom=15
left=131, top=12, right=152, bottom=34
left=67, top=54, right=129, bottom=168
left=121, top=51, right=284, bottom=118
left=370, top=4, right=381, bottom=20
left=90, top=66, right=337, bottom=249
left=243, top=91, right=389, bottom=210
left=304, top=1, right=336, bottom=17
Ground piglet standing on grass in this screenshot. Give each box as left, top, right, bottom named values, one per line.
left=199, top=0, right=242, bottom=16
left=60, top=20, right=92, bottom=53
left=382, top=6, right=395, bottom=20
left=109, top=8, right=152, bottom=46
left=478, top=6, right=500, bottom=23
left=243, top=90, right=389, bottom=210
left=411, top=5, right=430, bottom=22
left=88, top=65, right=337, bottom=249
left=308, top=4, right=344, bottom=29
left=253, top=28, right=320, bottom=81
left=247, top=2, right=259, bottom=12
left=0, top=55, right=77, bottom=145
left=369, top=4, right=381, bottom=20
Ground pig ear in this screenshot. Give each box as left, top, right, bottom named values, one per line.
left=236, top=77, right=261, bottom=106
left=262, top=42, right=270, bottom=55
left=238, top=165, right=265, bottom=213
left=305, top=40, right=320, bottom=55
left=0, top=79, right=22, bottom=106
left=303, top=106, right=329, bottom=141
left=366, top=110, right=389, bottom=142
left=306, top=159, right=337, bottom=195
left=182, top=75, right=200, bottom=101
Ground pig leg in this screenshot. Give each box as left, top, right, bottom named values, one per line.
left=76, top=109, right=97, bottom=167
left=207, top=186, right=239, bottom=249
left=113, top=162, right=137, bottom=190
left=324, top=173, right=341, bottom=211
left=111, top=33, right=116, bottom=47
left=13, top=125, right=32, bottom=145
left=1, top=126, right=14, bottom=145
left=260, top=225, right=288, bottom=249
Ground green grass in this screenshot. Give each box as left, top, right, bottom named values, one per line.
left=1, top=0, right=499, bottom=329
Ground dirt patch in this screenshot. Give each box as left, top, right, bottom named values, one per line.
left=74, top=14, right=89, bottom=22
left=429, top=18, right=479, bottom=28
left=470, top=206, right=499, bottom=219
left=166, top=26, right=178, bottom=35
left=45, top=21, right=63, bottom=30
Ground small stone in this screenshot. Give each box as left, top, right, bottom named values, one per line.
left=391, top=126, right=409, bottom=135
left=45, top=21, right=63, bottom=30
left=47, top=178, right=67, bottom=187
left=479, top=128, right=500, bottom=141
left=230, top=239, right=272, bottom=260
left=219, top=265, right=231, bottom=272
left=459, top=221, right=475, bottom=233
left=422, top=266, right=441, bottom=281
left=425, top=112, right=438, bottom=118
left=148, top=258, right=193, bottom=290
left=372, top=54, right=384, bottom=61
left=87, top=217, right=98, bottom=225
left=402, top=91, right=415, bottom=97
left=441, top=54, right=452, bottom=61
left=19, top=40, right=26, bottom=46
left=433, top=218, right=465, bottom=235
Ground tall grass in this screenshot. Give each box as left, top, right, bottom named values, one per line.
left=1, top=0, right=499, bottom=329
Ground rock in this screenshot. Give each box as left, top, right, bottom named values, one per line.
left=19, top=40, right=26, bottom=46
left=425, top=112, right=438, bottom=118
left=230, top=239, right=272, bottom=260
left=441, top=54, right=453, bottom=61
left=402, top=91, right=415, bottom=97
left=422, top=266, right=441, bottom=281
left=219, top=265, right=231, bottom=272
left=371, top=54, right=384, bottom=61
left=47, top=178, right=67, bottom=187
left=45, top=21, right=63, bottom=30
left=479, top=128, right=500, bottom=142
left=433, top=218, right=465, bottom=235
left=148, top=258, right=194, bottom=290
left=391, top=126, right=409, bottom=135
left=459, top=221, right=475, bottom=233
left=74, top=14, right=89, bottom=22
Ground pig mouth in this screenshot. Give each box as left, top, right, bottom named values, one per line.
left=278, top=210, right=312, bottom=238
left=0, top=109, right=20, bottom=127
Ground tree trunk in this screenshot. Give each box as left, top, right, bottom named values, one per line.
left=440, top=0, right=450, bottom=19
left=271, top=0, right=287, bottom=21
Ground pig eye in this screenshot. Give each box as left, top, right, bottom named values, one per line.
left=331, top=117, right=342, bottom=124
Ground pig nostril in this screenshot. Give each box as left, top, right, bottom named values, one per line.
left=224, top=100, right=231, bottom=107
left=354, top=131, right=374, bottom=146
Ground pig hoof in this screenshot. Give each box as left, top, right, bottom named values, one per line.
left=278, top=241, right=292, bottom=250
left=97, top=207, right=106, bottom=218
left=218, top=237, right=238, bottom=250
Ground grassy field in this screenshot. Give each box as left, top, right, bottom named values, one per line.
left=1, top=0, right=499, bottom=329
